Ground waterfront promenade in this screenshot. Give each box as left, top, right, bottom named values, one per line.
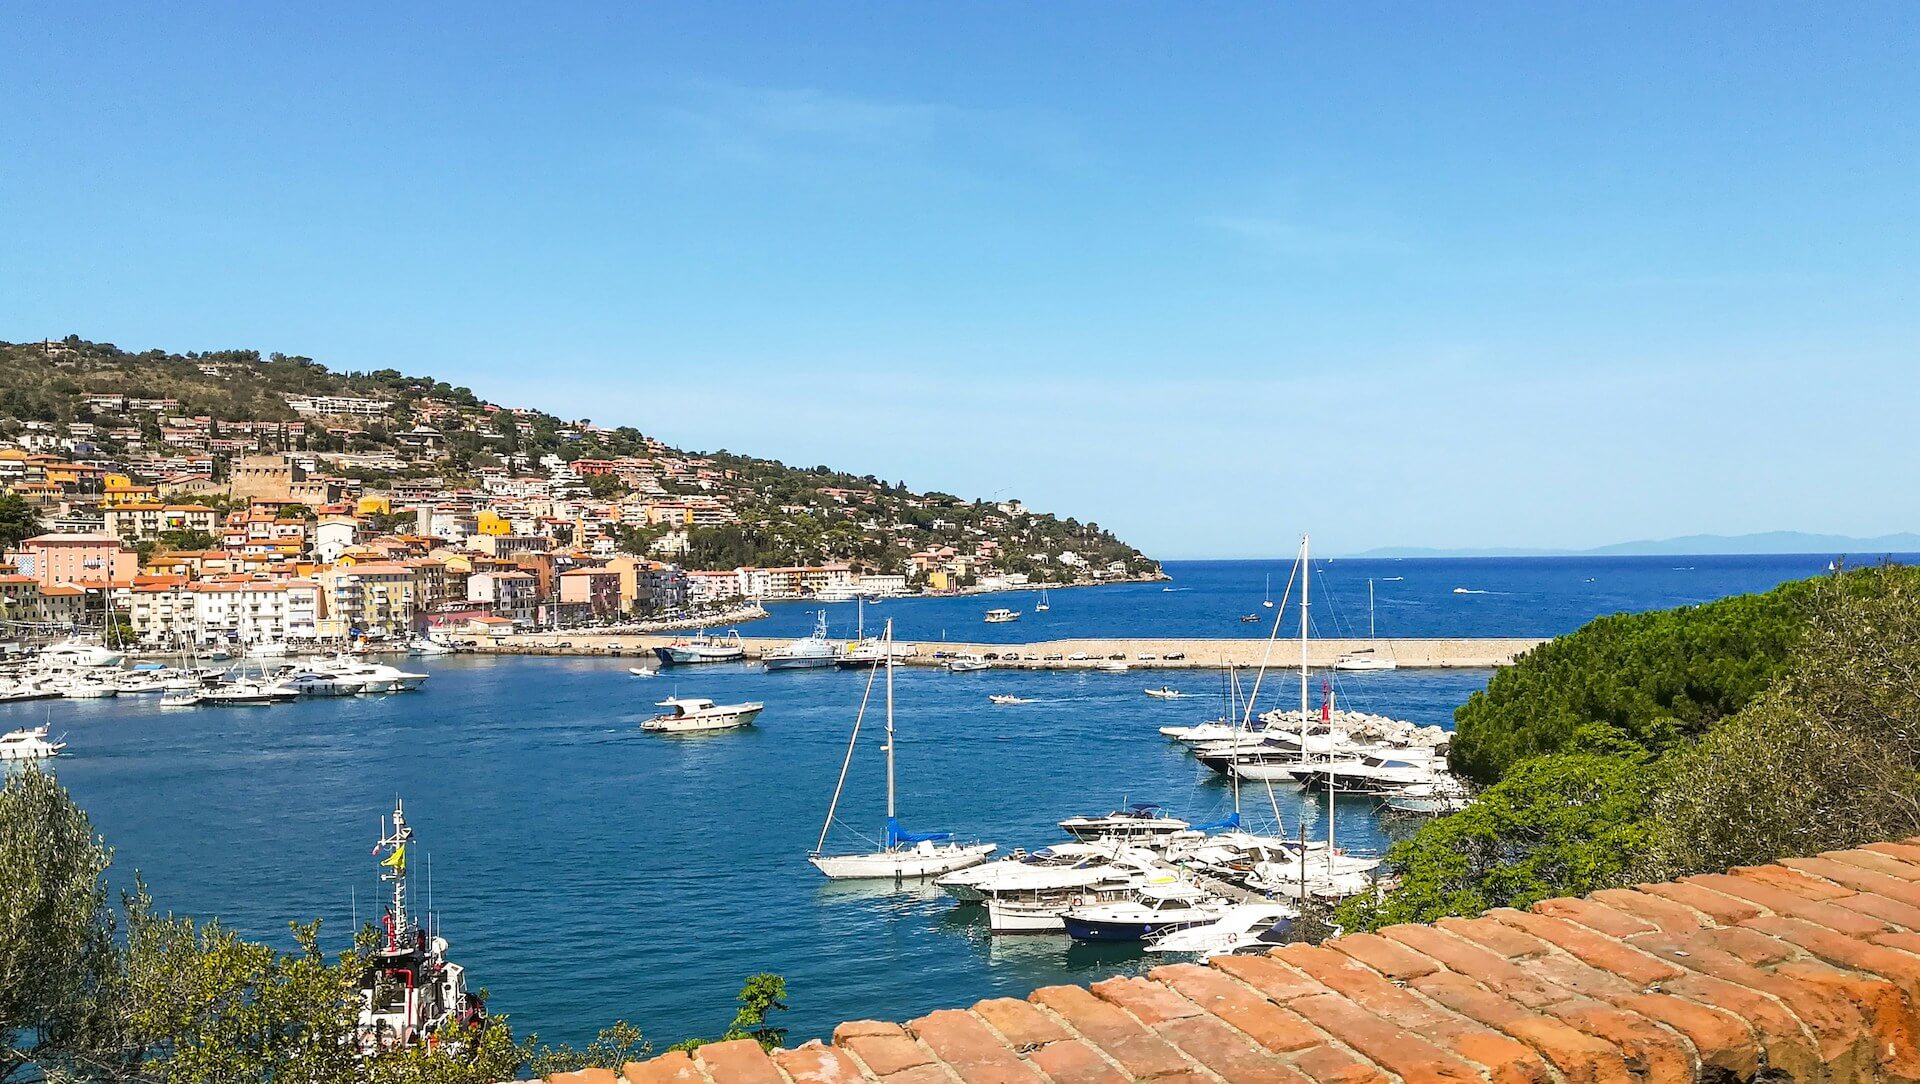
left=485, top=634, right=1544, bottom=669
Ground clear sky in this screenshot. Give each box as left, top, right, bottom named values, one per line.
left=4, top=4, right=1916, bottom=557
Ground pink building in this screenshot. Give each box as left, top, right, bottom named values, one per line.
left=16, top=534, right=137, bottom=588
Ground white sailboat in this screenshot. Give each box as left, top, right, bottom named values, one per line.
left=1334, top=578, right=1398, bottom=671
left=1035, top=588, right=1050, bottom=613
left=810, top=620, right=996, bottom=880
left=1262, top=573, right=1274, bottom=608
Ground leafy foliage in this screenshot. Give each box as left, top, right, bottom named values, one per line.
left=0, top=492, right=43, bottom=549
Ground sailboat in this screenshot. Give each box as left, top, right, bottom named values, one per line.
left=1334, top=578, right=1398, bottom=671
left=1035, top=587, right=1050, bottom=613
left=809, top=620, right=997, bottom=880
left=1262, top=574, right=1274, bottom=608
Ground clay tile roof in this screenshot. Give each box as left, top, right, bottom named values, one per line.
left=535, top=836, right=1920, bottom=1084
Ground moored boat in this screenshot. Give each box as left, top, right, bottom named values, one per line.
left=1060, top=880, right=1232, bottom=942
left=763, top=611, right=837, bottom=671
left=654, top=630, right=747, bottom=666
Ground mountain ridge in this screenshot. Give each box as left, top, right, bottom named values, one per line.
left=1353, top=531, right=1920, bottom=559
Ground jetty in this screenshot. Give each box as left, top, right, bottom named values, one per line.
left=484, top=634, right=1544, bottom=669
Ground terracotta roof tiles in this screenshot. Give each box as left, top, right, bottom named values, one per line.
left=535, top=838, right=1920, bottom=1084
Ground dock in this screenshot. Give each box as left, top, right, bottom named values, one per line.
left=483, top=634, right=1544, bottom=669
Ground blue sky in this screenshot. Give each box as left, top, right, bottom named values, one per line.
left=3, top=4, right=1916, bottom=557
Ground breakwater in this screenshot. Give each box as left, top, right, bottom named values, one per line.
left=483, top=634, right=1543, bottom=669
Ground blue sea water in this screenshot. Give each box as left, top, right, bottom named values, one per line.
left=749, top=554, right=1863, bottom=643
left=13, top=554, right=1876, bottom=1050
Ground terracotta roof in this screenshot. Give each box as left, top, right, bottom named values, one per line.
left=544, top=838, right=1920, bottom=1084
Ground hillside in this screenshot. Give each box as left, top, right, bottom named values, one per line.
left=0, top=335, right=1160, bottom=580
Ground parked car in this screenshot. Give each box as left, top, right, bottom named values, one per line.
left=1067, top=652, right=1090, bottom=661
left=605, top=642, right=623, bottom=654
left=1165, top=652, right=1186, bottom=661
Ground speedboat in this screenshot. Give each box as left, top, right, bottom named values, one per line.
left=0, top=727, right=65, bottom=760
left=1144, top=687, right=1188, bottom=699
left=763, top=612, right=837, bottom=671
left=1061, top=880, right=1233, bottom=942
left=988, top=694, right=1033, bottom=705
left=626, top=666, right=658, bottom=677
left=983, top=608, right=1021, bottom=624
left=642, top=696, right=763, bottom=733
left=654, top=630, right=747, bottom=666
left=1146, top=903, right=1298, bottom=955
left=1239, top=614, right=1261, bottom=623
left=1058, top=804, right=1191, bottom=847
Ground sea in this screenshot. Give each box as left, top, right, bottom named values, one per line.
left=11, top=553, right=1879, bottom=1049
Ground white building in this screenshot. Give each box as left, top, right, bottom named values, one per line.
left=283, top=394, right=393, bottom=418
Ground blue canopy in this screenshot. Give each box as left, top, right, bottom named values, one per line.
left=886, top=817, right=953, bottom=847
left=1189, top=812, right=1241, bottom=833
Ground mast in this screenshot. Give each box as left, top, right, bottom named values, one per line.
left=375, top=799, right=414, bottom=951
left=883, top=618, right=897, bottom=836
left=1368, top=578, right=1376, bottom=639
left=1299, top=534, right=1310, bottom=765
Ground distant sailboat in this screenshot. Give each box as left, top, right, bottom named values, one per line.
left=1335, top=578, right=1397, bottom=672
left=809, top=620, right=997, bottom=880
left=1262, top=574, right=1274, bottom=608
left=1035, top=587, right=1050, bottom=613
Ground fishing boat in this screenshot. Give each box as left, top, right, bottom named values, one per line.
left=1061, top=880, right=1233, bottom=942
left=1144, top=687, right=1188, bottom=699
left=947, top=655, right=989, bottom=673
left=809, top=620, right=996, bottom=879
left=988, top=694, right=1032, bottom=705
left=763, top=611, right=837, bottom=671
left=355, top=799, right=486, bottom=1054
left=1034, top=588, right=1050, bottom=613
left=653, top=630, right=747, bottom=666
left=983, top=608, right=1021, bottom=624
left=641, top=696, right=763, bottom=733
left=0, top=726, right=65, bottom=761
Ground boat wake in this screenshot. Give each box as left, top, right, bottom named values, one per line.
left=1451, top=587, right=1491, bottom=595
left=1380, top=576, right=1405, bottom=581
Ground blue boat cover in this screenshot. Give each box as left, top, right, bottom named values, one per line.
left=1189, top=812, right=1241, bottom=832
left=886, top=816, right=953, bottom=847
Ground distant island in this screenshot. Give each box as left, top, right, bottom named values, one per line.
left=1354, top=531, right=1920, bottom=559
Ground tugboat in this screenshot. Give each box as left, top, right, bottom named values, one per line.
left=355, top=800, right=486, bottom=1055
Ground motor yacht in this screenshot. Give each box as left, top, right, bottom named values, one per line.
left=933, top=843, right=1153, bottom=903
left=982, top=608, right=1021, bottom=624
left=642, top=696, right=763, bottom=733
left=1145, top=903, right=1297, bottom=956
left=763, top=612, right=837, bottom=671
left=947, top=655, right=989, bottom=673
left=203, top=680, right=281, bottom=705
left=404, top=635, right=456, bottom=657
left=0, top=727, right=65, bottom=761
left=1058, top=804, right=1191, bottom=847
left=270, top=669, right=373, bottom=697
left=836, top=637, right=918, bottom=668
left=653, top=630, right=747, bottom=666
left=314, top=655, right=429, bottom=693
left=52, top=673, right=119, bottom=699
left=246, top=640, right=291, bottom=659
left=1061, top=880, right=1233, bottom=942
left=38, top=636, right=124, bottom=668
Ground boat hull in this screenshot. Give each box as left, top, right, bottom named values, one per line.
left=654, top=646, right=746, bottom=665
left=642, top=706, right=763, bottom=733
left=763, top=654, right=836, bottom=671
left=809, top=843, right=996, bottom=880
left=1060, top=915, right=1215, bottom=943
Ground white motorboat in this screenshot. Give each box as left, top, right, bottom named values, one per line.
left=979, top=855, right=1180, bottom=934
left=982, top=608, right=1020, bottom=624
left=1144, top=687, right=1188, bottom=699
left=653, top=630, right=747, bottom=666
left=810, top=620, right=996, bottom=880
left=1061, top=880, right=1233, bottom=942
left=356, top=799, right=484, bottom=1054
left=1095, top=660, right=1130, bottom=673
left=988, top=694, right=1033, bottom=705
left=1382, top=779, right=1472, bottom=814
left=1059, top=804, right=1191, bottom=847
left=314, top=655, right=428, bottom=693
left=836, top=638, right=918, bottom=668
left=38, top=636, right=124, bottom=668
left=0, top=727, right=65, bottom=761
left=1146, top=903, right=1298, bottom=955
left=1288, top=755, right=1446, bottom=794
left=642, top=696, right=764, bottom=733
left=764, top=612, right=837, bottom=671
left=404, top=636, right=455, bottom=657
left=934, top=843, right=1155, bottom=903
left=947, top=654, right=989, bottom=673
left=158, top=689, right=204, bottom=709
left=246, top=640, right=291, bottom=659
left=203, top=680, right=280, bottom=705
left=53, top=674, right=120, bottom=699
left=270, top=669, right=372, bottom=697
left=626, top=666, right=658, bottom=677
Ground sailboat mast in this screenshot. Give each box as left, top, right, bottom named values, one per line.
left=1369, top=578, right=1376, bottom=639
left=1299, top=534, right=1310, bottom=764
left=883, top=618, right=896, bottom=824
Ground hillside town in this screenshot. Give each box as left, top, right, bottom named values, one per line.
left=0, top=337, right=1160, bottom=648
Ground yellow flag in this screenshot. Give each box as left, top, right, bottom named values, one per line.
left=381, top=844, right=406, bottom=870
